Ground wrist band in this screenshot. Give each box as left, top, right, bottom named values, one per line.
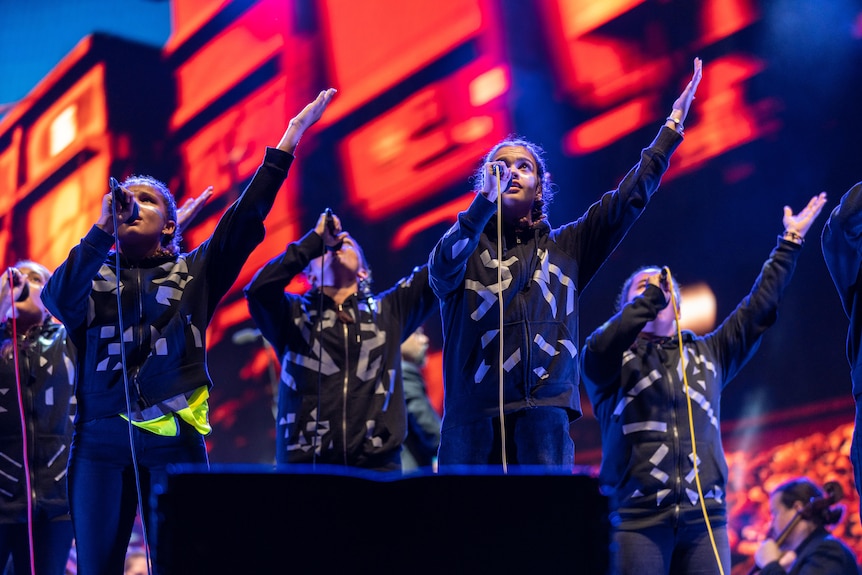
left=781, top=231, right=804, bottom=245
left=665, top=116, right=684, bottom=133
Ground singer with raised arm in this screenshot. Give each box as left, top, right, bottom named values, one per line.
left=579, top=194, right=827, bottom=575
left=40, top=88, right=337, bottom=574
left=753, top=478, right=859, bottom=574
left=0, top=194, right=210, bottom=575
left=428, top=58, right=702, bottom=470
left=243, top=210, right=437, bottom=471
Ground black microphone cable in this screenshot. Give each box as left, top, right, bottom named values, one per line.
left=109, top=177, right=153, bottom=575
left=5, top=269, right=36, bottom=575
left=312, top=208, right=338, bottom=469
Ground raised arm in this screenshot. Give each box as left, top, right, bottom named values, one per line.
left=664, top=57, right=703, bottom=135
left=277, top=88, right=338, bottom=154
left=709, top=194, right=827, bottom=383
left=783, top=191, right=827, bottom=244
left=176, top=186, right=214, bottom=232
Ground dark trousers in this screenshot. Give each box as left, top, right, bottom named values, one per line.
left=0, top=517, right=73, bottom=575
left=68, top=415, right=207, bottom=575
left=437, top=406, right=574, bottom=470
left=612, top=522, right=730, bottom=575
left=853, top=395, right=862, bottom=521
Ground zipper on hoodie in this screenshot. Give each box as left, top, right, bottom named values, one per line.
left=132, top=267, right=148, bottom=407
left=339, top=303, right=350, bottom=466
left=667, top=351, right=683, bottom=521
left=20, top=340, right=38, bottom=507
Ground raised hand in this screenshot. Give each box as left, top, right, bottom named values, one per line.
left=668, top=57, right=704, bottom=128
left=784, top=192, right=828, bottom=238
left=278, top=88, right=338, bottom=153
left=176, top=186, right=214, bottom=231
left=479, top=162, right=511, bottom=202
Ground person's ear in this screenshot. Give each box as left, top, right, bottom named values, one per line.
left=163, top=220, right=177, bottom=237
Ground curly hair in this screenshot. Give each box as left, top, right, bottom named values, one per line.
left=475, top=137, right=556, bottom=224
left=120, top=175, right=181, bottom=255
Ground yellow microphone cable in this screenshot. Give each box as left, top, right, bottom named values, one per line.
left=666, top=266, right=725, bottom=575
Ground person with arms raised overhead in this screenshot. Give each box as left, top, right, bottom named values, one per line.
left=580, top=194, right=827, bottom=574
left=428, top=58, right=702, bottom=470
left=0, top=195, right=208, bottom=575
left=41, top=88, right=337, bottom=574
left=244, top=211, right=437, bottom=471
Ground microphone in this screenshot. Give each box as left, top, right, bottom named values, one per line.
left=16, top=282, right=29, bottom=303
left=232, top=328, right=262, bottom=345
left=660, top=267, right=668, bottom=282
left=323, top=208, right=344, bottom=252
left=324, top=207, right=337, bottom=236
left=490, top=163, right=512, bottom=192
left=109, top=177, right=140, bottom=224
left=7, top=269, right=29, bottom=302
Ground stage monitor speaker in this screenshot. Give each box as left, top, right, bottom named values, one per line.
left=153, top=464, right=610, bottom=574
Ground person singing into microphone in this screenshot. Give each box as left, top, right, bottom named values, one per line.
left=428, top=58, right=702, bottom=469
left=753, top=477, right=859, bottom=574
left=0, top=188, right=211, bottom=575
left=40, top=87, right=337, bottom=574
left=579, top=193, right=827, bottom=575
left=0, top=262, right=74, bottom=575
left=243, top=212, right=437, bottom=471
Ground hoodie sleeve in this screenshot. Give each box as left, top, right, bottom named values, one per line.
left=192, top=147, right=294, bottom=317
left=555, top=127, right=682, bottom=292
left=428, top=193, right=497, bottom=299
left=706, top=238, right=801, bottom=388
left=822, top=181, right=862, bottom=318
left=42, top=225, right=116, bottom=332
left=244, top=229, right=324, bottom=354
left=379, top=265, right=438, bottom=342
left=580, top=284, right=667, bottom=402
